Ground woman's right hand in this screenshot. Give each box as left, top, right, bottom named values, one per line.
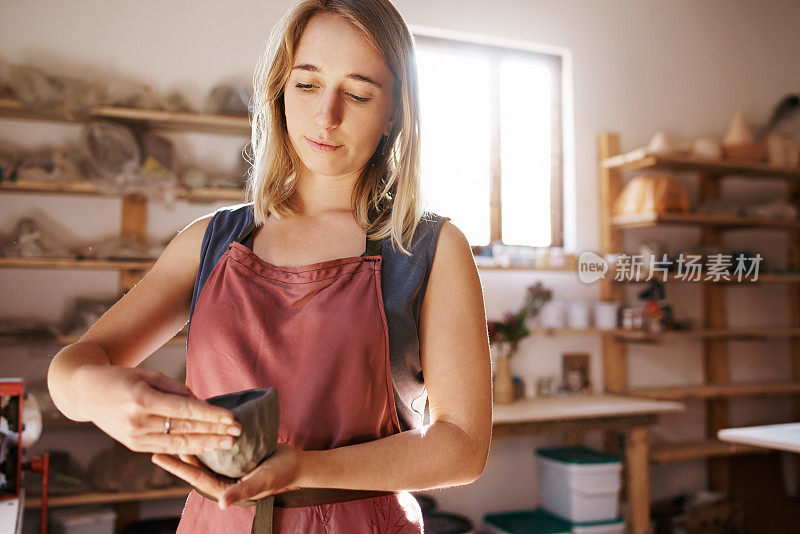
left=73, top=364, right=242, bottom=455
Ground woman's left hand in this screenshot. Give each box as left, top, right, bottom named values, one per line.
left=151, top=442, right=305, bottom=510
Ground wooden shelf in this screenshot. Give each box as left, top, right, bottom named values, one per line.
left=0, top=178, right=245, bottom=203
left=650, top=439, right=769, bottom=463
left=611, top=211, right=800, bottom=230
left=613, top=271, right=800, bottom=284
left=627, top=381, right=800, bottom=401
left=614, top=326, right=800, bottom=342
left=0, top=257, right=154, bottom=270
left=0, top=97, right=250, bottom=136
left=474, top=263, right=575, bottom=272
left=0, top=332, right=187, bottom=346
left=601, top=149, right=800, bottom=180
left=24, top=486, right=191, bottom=509
left=517, top=327, right=800, bottom=341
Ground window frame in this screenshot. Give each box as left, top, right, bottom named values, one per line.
left=413, top=33, right=564, bottom=248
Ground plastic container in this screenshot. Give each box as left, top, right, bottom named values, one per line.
left=485, top=508, right=571, bottom=534
left=592, top=302, right=620, bottom=330
left=566, top=301, right=591, bottom=329
left=540, top=300, right=566, bottom=329
left=423, top=511, right=475, bottom=533
left=536, top=446, right=622, bottom=523
left=50, top=506, right=116, bottom=534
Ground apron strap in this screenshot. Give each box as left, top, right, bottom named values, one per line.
left=252, top=496, right=274, bottom=534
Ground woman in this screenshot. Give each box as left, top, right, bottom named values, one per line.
left=47, top=0, right=492, bottom=531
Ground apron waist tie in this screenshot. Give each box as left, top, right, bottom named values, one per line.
left=193, top=485, right=398, bottom=533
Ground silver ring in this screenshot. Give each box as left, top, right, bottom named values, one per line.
left=164, top=416, right=173, bottom=435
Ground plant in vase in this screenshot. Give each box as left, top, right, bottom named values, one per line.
left=487, top=282, right=553, bottom=404
left=524, top=281, right=553, bottom=328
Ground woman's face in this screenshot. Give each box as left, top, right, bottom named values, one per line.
left=284, top=12, right=396, bottom=180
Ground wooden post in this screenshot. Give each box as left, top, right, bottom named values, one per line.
left=625, top=425, right=651, bottom=534
left=598, top=132, right=627, bottom=393
left=598, top=133, right=647, bottom=530
left=787, top=181, right=800, bottom=493
left=698, top=173, right=731, bottom=493
left=119, top=194, right=148, bottom=294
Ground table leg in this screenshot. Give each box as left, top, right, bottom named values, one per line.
left=625, top=426, right=651, bottom=534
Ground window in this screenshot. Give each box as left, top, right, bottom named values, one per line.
left=414, top=34, right=563, bottom=248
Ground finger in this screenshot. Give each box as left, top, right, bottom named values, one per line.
left=139, top=386, right=236, bottom=424
left=141, top=433, right=235, bottom=455
left=220, top=467, right=282, bottom=509
left=179, top=454, right=202, bottom=467
left=141, top=415, right=241, bottom=437
left=151, top=454, right=229, bottom=497
left=220, top=477, right=264, bottom=509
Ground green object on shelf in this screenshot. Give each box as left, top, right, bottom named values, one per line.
left=485, top=508, right=571, bottom=534
left=571, top=515, right=625, bottom=527
left=535, top=445, right=621, bottom=464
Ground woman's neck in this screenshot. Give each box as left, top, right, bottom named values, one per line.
left=292, top=168, right=360, bottom=217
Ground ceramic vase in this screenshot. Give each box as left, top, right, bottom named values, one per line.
left=492, top=342, right=516, bottom=404
left=493, top=355, right=515, bottom=404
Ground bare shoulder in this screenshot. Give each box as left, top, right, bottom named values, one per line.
left=430, top=219, right=478, bottom=279
left=422, top=218, right=483, bottom=312
left=157, top=212, right=214, bottom=272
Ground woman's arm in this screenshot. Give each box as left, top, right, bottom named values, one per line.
left=189, top=219, right=492, bottom=507
left=47, top=214, right=241, bottom=454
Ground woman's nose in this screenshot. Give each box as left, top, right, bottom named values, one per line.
left=314, top=88, right=342, bottom=130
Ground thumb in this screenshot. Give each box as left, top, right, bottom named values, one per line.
left=141, top=370, right=192, bottom=397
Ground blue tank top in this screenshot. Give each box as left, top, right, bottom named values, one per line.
left=188, top=202, right=450, bottom=432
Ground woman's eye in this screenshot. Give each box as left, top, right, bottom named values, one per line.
left=347, top=93, right=372, bottom=104
left=295, top=83, right=315, bottom=91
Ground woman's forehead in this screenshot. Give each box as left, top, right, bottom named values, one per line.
left=293, top=12, right=392, bottom=85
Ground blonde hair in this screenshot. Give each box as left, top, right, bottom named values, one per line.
left=245, top=0, right=424, bottom=255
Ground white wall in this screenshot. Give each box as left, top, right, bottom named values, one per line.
left=2, top=0, right=799, bottom=530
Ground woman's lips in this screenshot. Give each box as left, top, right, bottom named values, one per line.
left=305, top=136, right=342, bottom=152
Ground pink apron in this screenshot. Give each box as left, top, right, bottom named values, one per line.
left=177, top=219, right=424, bottom=533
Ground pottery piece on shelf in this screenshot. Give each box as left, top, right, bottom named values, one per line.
left=724, top=109, right=755, bottom=144
left=766, top=134, right=800, bottom=168
left=613, top=174, right=690, bottom=216
left=692, top=137, right=721, bottom=159
left=722, top=109, right=766, bottom=161
left=647, top=131, right=674, bottom=154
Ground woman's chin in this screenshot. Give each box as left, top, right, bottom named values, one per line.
left=300, top=161, right=361, bottom=179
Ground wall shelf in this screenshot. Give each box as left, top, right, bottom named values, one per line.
left=601, top=149, right=800, bottom=181
left=649, top=439, right=769, bottom=464
left=627, top=381, right=800, bottom=401
left=610, top=211, right=800, bottom=230
left=0, top=257, right=154, bottom=270
left=0, top=97, right=250, bottom=136
left=612, top=271, right=800, bottom=284
left=0, top=179, right=245, bottom=203
left=24, top=486, right=191, bottom=509
left=0, top=332, right=187, bottom=347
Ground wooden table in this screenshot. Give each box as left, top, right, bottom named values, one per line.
left=717, top=423, right=800, bottom=453
left=492, top=393, right=684, bottom=534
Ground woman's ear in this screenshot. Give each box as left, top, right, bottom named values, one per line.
left=384, top=107, right=399, bottom=136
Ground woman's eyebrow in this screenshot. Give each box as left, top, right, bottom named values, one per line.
left=292, top=63, right=383, bottom=89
